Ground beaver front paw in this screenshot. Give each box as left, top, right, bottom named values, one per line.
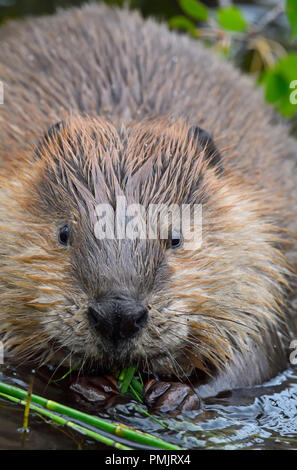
left=144, top=380, right=201, bottom=415
left=69, top=375, right=122, bottom=409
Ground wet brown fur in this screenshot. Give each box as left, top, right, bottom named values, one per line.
left=0, top=4, right=297, bottom=396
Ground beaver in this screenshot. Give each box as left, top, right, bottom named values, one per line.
left=0, top=3, right=297, bottom=412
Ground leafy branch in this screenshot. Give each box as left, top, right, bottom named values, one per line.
left=169, top=0, right=297, bottom=118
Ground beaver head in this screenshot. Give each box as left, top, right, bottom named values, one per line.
left=0, top=115, right=290, bottom=379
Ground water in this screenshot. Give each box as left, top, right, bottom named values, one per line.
left=108, top=368, right=297, bottom=450
left=0, top=0, right=297, bottom=451
left=0, top=364, right=297, bottom=450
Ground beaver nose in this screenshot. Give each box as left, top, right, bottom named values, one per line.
left=87, top=299, right=148, bottom=343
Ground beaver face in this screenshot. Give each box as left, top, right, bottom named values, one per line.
left=0, top=115, right=288, bottom=378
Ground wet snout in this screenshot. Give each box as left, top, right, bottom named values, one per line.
left=87, top=293, right=149, bottom=344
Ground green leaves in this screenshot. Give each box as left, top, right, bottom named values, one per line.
left=175, top=2, right=247, bottom=35
left=169, top=0, right=209, bottom=37
left=262, top=54, right=297, bottom=116
left=286, top=0, right=297, bottom=38
left=169, top=15, right=197, bottom=36
left=217, top=6, right=247, bottom=32
left=179, top=0, right=208, bottom=22
left=168, top=1, right=297, bottom=118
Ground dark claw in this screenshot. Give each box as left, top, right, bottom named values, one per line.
left=144, top=380, right=201, bottom=415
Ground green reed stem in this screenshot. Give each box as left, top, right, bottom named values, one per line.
left=0, top=381, right=182, bottom=450
left=0, top=391, right=131, bottom=450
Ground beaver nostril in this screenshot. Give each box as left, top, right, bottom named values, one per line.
left=134, top=307, right=149, bottom=328
left=87, top=303, right=113, bottom=341
left=87, top=305, right=101, bottom=328
left=118, top=305, right=148, bottom=341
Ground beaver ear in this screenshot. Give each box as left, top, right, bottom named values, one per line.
left=188, top=126, right=223, bottom=175
left=34, top=120, right=65, bottom=160
left=45, top=121, right=65, bottom=141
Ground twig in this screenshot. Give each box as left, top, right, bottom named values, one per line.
left=250, top=4, right=284, bottom=35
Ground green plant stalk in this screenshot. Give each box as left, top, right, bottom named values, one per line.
left=118, top=369, right=172, bottom=427
left=138, top=373, right=144, bottom=388
left=128, top=383, right=143, bottom=403
left=117, top=367, right=145, bottom=403
left=118, top=366, right=138, bottom=394
left=53, top=363, right=79, bottom=383
left=0, top=381, right=182, bottom=450
left=0, top=392, right=131, bottom=450
left=130, top=377, right=144, bottom=396
left=133, top=404, right=168, bottom=429
left=22, top=374, right=34, bottom=431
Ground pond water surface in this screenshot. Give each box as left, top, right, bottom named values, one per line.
left=0, top=364, right=297, bottom=450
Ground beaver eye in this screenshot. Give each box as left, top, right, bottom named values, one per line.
left=58, top=225, right=70, bottom=246
left=167, top=230, right=183, bottom=250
